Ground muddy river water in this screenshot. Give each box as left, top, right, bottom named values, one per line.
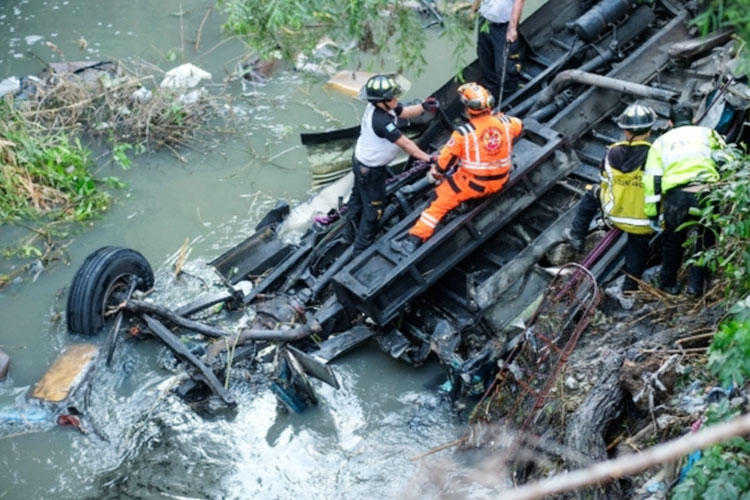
left=0, top=1, right=545, bottom=498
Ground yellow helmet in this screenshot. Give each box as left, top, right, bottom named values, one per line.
left=457, top=83, right=495, bottom=115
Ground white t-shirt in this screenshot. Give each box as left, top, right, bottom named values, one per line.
left=479, top=0, right=515, bottom=24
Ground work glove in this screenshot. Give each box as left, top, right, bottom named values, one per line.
left=422, top=97, right=440, bottom=113
left=426, top=165, right=443, bottom=184
left=649, top=217, right=663, bottom=234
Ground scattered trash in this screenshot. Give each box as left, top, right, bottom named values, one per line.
left=678, top=450, right=703, bottom=482
left=0, top=405, right=52, bottom=435
left=57, top=412, right=86, bottom=434
left=0, top=76, right=20, bottom=97
left=646, top=480, right=665, bottom=493
left=159, top=63, right=212, bottom=89
left=325, top=70, right=377, bottom=97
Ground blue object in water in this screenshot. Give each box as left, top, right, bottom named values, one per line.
left=0, top=405, right=50, bottom=427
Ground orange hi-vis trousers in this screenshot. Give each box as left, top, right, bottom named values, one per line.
left=408, top=168, right=509, bottom=241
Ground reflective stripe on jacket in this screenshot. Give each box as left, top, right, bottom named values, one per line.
left=599, top=140, right=653, bottom=235
left=436, top=113, right=522, bottom=179
left=642, top=125, right=723, bottom=217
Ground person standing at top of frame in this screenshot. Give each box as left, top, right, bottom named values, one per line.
left=471, top=0, right=525, bottom=104
left=345, top=74, right=439, bottom=256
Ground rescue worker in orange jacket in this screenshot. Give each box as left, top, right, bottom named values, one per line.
left=392, top=83, right=523, bottom=255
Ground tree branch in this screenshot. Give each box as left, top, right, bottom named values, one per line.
left=503, top=413, right=750, bottom=500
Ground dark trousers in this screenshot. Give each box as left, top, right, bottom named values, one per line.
left=571, top=190, right=651, bottom=290
left=347, top=158, right=387, bottom=254
left=570, top=190, right=600, bottom=241
left=622, top=233, right=651, bottom=291
left=661, top=187, right=714, bottom=288
left=477, top=18, right=520, bottom=103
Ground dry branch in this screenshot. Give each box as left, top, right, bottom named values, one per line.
left=502, top=413, right=750, bottom=500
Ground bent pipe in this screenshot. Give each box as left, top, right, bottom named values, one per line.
left=121, top=298, right=230, bottom=338
left=206, top=323, right=321, bottom=362
left=235, top=323, right=320, bottom=342
left=532, top=69, right=678, bottom=112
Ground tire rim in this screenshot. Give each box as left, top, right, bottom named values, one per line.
left=101, top=272, right=137, bottom=321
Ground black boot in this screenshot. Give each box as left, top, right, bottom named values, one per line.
left=391, top=234, right=421, bottom=256
left=653, top=274, right=681, bottom=295
left=341, top=217, right=357, bottom=244
left=564, top=228, right=585, bottom=253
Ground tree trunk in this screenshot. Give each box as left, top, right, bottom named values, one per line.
left=565, top=351, right=625, bottom=498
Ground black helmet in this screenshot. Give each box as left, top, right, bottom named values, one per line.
left=669, top=103, right=694, bottom=127
left=358, top=74, right=405, bottom=102
left=616, top=103, right=657, bottom=131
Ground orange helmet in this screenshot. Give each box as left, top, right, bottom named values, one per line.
left=457, top=83, right=495, bottom=115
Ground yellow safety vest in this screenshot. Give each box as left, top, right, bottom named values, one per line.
left=599, top=140, right=653, bottom=235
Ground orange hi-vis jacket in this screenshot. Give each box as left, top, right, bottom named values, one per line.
left=409, top=112, right=523, bottom=241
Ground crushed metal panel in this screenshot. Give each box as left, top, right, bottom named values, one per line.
left=309, top=325, right=376, bottom=363
left=286, top=345, right=340, bottom=389
left=210, top=226, right=292, bottom=284
left=31, top=344, right=98, bottom=403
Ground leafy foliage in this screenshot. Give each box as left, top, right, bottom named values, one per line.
left=0, top=100, right=114, bottom=223
left=671, top=400, right=750, bottom=500
left=692, top=0, right=750, bottom=75
left=687, top=146, right=750, bottom=299
left=706, top=297, right=750, bottom=386
left=217, top=0, right=473, bottom=74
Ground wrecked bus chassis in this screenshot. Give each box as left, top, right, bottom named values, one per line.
left=62, top=1, right=748, bottom=414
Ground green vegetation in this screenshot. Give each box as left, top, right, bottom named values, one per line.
left=688, top=147, right=750, bottom=300
left=707, top=298, right=750, bottom=386
left=217, top=0, right=473, bottom=74
left=693, top=0, right=750, bottom=74
left=0, top=100, right=114, bottom=224
left=0, top=60, right=216, bottom=283
left=671, top=400, right=750, bottom=500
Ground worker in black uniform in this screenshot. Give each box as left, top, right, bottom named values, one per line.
left=565, top=103, right=657, bottom=292
left=346, top=74, right=438, bottom=255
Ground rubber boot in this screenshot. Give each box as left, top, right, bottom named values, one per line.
left=341, top=217, right=357, bottom=244
left=391, top=234, right=421, bottom=256
left=564, top=228, right=585, bottom=253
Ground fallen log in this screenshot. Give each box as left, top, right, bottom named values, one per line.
left=564, top=351, right=625, bottom=498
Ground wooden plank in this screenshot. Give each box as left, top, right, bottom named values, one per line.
left=31, top=344, right=98, bottom=403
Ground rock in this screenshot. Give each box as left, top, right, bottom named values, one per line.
left=564, top=376, right=578, bottom=391
left=0, top=348, right=9, bottom=381
left=160, top=63, right=211, bottom=89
